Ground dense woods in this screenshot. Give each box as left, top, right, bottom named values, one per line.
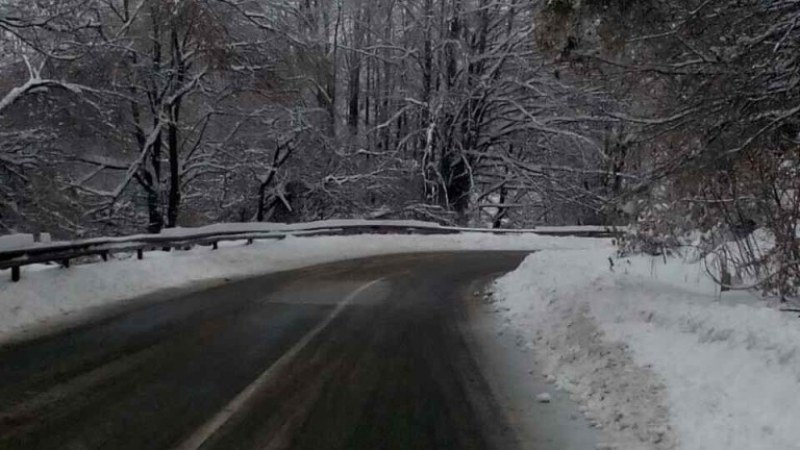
left=2, top=0, right=800, bottom=294
left=540, top=0, right=800, bottom=296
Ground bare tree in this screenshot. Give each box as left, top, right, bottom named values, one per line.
left=538, top=0, right=800, bottom=294
left=1, top=0, right=615, bottom=237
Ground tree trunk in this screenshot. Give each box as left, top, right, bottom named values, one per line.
left=347, top=61, right=360, bottom=131
left=166, top=27, right=185, bottom=228
left=166, top=115, right=181, bottom=228
left=143, top=170, right=163, bottom=233
left=257, top=182, right=268, bottom=222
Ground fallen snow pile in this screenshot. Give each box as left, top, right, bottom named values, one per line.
left=0, top=232, right=601, bottom=344
left=0, top=234, right=35, bottom=252
left=0, top=220, right=445, bottom=253
left=492, top=245, right=800, bottom=450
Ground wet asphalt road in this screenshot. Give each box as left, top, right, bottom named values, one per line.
left=0, top=252, right=527, bottom=450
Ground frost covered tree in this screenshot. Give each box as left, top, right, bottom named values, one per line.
left=1, top=0, right=614, bottom=235
left=536, top=0, right=800, bottom=295
left=0, top=0, right=315, bottom=234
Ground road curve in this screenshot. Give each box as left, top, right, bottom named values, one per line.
left=0, top=252, right=527, bottom=450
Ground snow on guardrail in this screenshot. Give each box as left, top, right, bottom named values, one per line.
left=0, top=220, right=619, bottom=281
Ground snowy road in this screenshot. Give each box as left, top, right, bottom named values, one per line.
left=0, top=252, right=533, bottom=450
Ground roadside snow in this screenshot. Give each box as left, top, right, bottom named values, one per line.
left=155, top=219, right=445, bottom=236
left=492, top=245, right=800, bottom=450
left=0, top=220, right=444, bottom=253
left=0, top=234, right=34, bottom=252
left=0, top=220, right=610, bottom=253
left=0, top=232, right=602, bottom=344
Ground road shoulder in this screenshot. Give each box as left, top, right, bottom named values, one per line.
left=460, top=277, right=606, bottom=450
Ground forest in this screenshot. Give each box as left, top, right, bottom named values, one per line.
left=2, top=0, right=800, bottom=295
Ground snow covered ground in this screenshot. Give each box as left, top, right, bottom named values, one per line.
left=0, top=232, right=600, bottom=344
left=0, top=220, right=446, bottom=253
left=492, top=241, right=800, bottom=450
left=5, top=229, right=797, bottom=450
left=0, top=233, right=36, bottom=251
left=0, top=220, right=610, bottom=253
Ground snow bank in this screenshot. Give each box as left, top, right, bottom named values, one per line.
left=155, top=219, right=445, bottom=237
left=0, top=220, right=444, bottom=253
left=493, top=245, right=800, bottom=450
left=0, top=220, right=611, bottom=254
left=0, top=234, right=34, bottom=252
left=0, top=232, right=602, bottom=344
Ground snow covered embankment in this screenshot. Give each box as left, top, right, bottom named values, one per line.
left=492, top=245, right=800, bottom=450
left=0, top=232, right=598, bottom=345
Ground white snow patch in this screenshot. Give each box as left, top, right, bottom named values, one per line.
left=0, top=232, right=604, bottom=344
left=492, top=246, right=800, bottom=450
left=0, top=234, right=35, bottom=252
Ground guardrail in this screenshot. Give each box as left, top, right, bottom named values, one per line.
left=0, top=221, right=618, bottom=282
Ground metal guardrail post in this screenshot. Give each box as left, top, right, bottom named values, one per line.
left=11, top=266, right=20, bottom=282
